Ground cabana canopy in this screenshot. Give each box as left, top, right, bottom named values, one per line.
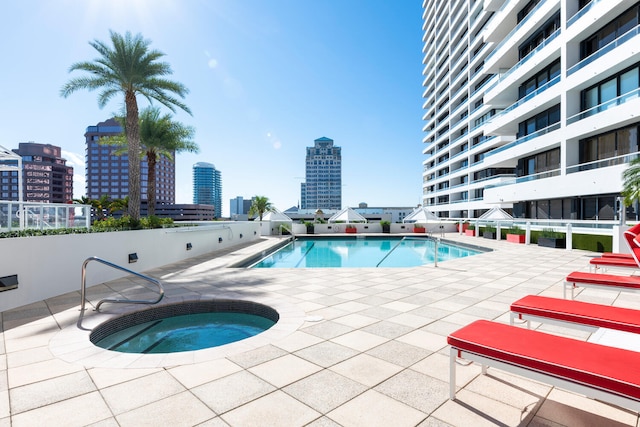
left=403, top=207, right=439, bottom=223
left=478, top=207, right=513, bottom=220
left=261, top=208, right=292, bottom=222
left=328, top=207, right=367, bottom=223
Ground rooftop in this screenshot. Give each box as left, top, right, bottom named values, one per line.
left=1, top=234, right=637, bottom=426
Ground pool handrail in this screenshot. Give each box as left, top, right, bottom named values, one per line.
left=78, top=256, right=165, bottom=330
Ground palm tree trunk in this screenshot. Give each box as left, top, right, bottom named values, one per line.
left=147, top=152, right=157, bottom=216
left=125, top=91, right=141, bottom=221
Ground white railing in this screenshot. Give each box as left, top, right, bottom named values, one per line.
left=0, top=201, right=91, bottom=232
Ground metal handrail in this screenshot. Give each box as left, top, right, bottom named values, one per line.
left=77, top=256, right=164, bottom=329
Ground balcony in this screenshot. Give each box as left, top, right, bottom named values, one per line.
left=484, top=123, right=560, bottom=160
left=568, top=24, right=640, bottom=76
left=567, top=152, right=639, bottom=174
left=566, top=88, right=640, bottom=125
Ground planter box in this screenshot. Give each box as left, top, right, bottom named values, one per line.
left=306, top=226, right=314, bottom=234
left=382, top=225, right=390, bottom=233
left=413, top=227, right=426, bottom=233
left=506, top=234, right=525, bottom=244
left=346, top=228, right=357, bottom=234
left=538, top=237, right=566, bottom=248
left=483, top=231, right=496, bottom=239
left=465, top=229, right=475, bottom=236
left=456, top=223, right=469, bottom=232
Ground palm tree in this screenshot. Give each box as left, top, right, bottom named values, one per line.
left=60, top=30, right=191, bottom=221
left=102, top=107, right=198, bottom=215
left=623, top=157, right=640, bottom=207
left=248, top=196, right=274, bottom=221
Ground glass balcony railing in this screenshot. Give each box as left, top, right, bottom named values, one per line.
left=484, top=168, right=560, bottom=189
left=491, top=75, right=560, bottom=121
left=566, top=152, right=640, bottom=174
left=568, top=24, right=640, bottom=76
left=567, top=88, right=640, bottom=125
left=567, top=0, right=603, bottom=27
left=484, top=0, right=547, bottom=64
left=492, top=29, right=560, bottom=88
left=471, top=173, right=516, bottom=185
left=485, top=123, right=560, bottom=158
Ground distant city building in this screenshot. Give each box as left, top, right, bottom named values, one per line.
left=0, top=142, right=73, bottom=203
left=193, top=162, right=222, bottom=218
left=230, top=196, right=252, bottom=220
left=84, top=118, right=175, bottom=204
left=301, top=137, right=342, bottom=210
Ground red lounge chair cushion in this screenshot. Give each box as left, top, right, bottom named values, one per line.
left=511, top=295, right=640, bottom=334
left=448, top=320, right=640, bottom=400
left=603, top=253, right=634, bottom=259
left=566, top=271, right=640, bottom=289
left=589, top=257, right=639, bottom=268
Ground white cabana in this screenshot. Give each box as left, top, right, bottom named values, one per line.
left=478, top=207, right=513, bottom=220
left=261, top=208, right=293, bottom=222
left=328, top=207, right=367, bottom=223
left=403, top=207, right=439, bottom=223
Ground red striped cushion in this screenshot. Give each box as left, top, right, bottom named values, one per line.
left=511, top=295, right=640, bottom=334
left=566, top=271, right=640, bottom=289
left=448, top=320, right=640, bottom=400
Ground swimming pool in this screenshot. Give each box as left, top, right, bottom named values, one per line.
left=250, top=236, right=485, bottom=268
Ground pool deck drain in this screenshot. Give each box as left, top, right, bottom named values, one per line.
left=2, top=234, right=639, bottom=426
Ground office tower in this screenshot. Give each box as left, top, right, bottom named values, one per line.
left=0, top=142, right=73, bottom=203
left=301, top=137, right=342, bottom=210
left=84, top=118, right=175, bottom=204
left=193, top=162, right=222, bottom=218
left=230, top=196, right=252, bottom=218
left=422, top=0, right=640, bottom=220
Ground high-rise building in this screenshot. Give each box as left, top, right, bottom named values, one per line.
left=0, top=142, right=73, bottom=203
left=84, top=118, right=176, bottom=204
left=301, top=137, right=342, bottom=210
left=421, top=0, right=640, bottom=220
left=230, top=196, right=252, bottom=219
left=193, top=162, right=222, bottom=217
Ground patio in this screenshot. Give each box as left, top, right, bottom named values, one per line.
left=1, top=234, right=638, bottom=426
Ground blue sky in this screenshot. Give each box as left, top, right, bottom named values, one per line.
left=1, top=0, right=425, bottom=216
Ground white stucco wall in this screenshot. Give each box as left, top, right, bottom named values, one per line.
left=0, top=222, right=260, bottom=313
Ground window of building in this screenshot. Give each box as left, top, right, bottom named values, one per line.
left=578, top=122, right=639, bottom=164
left=583, top=63, right=640, bottom=112
left=518, top=59, right=560, bottom=99
left=517, top=148, right=560, bottom=176
left=518, top=12, right=560, bottom=59
left=517, top=104, right=560, bottom=138
left=517, top=0, right=542, bottom=23
left=580, top=4, right=639, bottom=59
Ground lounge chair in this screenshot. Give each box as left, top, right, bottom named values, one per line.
left=564, top=271, right=640, bottom=299
left=448, top=319, right=640, bottom=411
left=510, top=295, right=640, bottom=333
left=589, top=223, right=640, bottom=272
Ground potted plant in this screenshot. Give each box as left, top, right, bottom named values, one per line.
left=303, top=221, right=314, bottom=234
left=345, top=225, right=357, bottom=234
left=413, top=224, right=426, bottom=233
left=506, top=225, right=525, bottom=243
left=483, top=225, right=496, bottom=239
left=380, top=220, right=391, bottom=233
left=537, top=228, right=566, bottom=248
left=465, top=224, right=475, bottom=236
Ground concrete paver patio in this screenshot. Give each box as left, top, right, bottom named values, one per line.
left=2, top=233, right=639, bottom=426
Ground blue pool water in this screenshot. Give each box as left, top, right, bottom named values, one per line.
left=94, top=312, right=276, bottom=353
left=251, top=237, right=483, bottom=268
